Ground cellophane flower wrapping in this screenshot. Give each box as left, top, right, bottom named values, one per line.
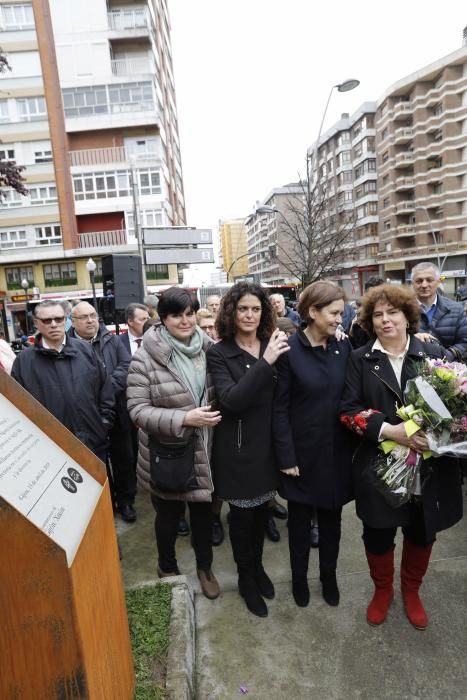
left=403, top=359, right=467, bottom=457
left=371, top=445, right=420, bottom=508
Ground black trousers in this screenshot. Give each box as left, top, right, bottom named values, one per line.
left=109, top=424, right=137, bottom=507
left=151, top=495, right=213, bottom=572
left=363, top=499, right=435, bottom=555
left=287, top=501, right=342, bottom=577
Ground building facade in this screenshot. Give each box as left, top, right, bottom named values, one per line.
left=375, top=43, right=467, bottom=295
left=219, top=218, right=249, bottom=280
left=0, top=0, right=185, bottom=337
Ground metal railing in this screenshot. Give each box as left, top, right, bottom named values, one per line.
left=70, top=146, right=126, bottom=167
left=111, top=58, right=152, bottom=77
left=378, top=239, right=465, bottom=260
left=77, top=230, right=128, bottom=249
left=108, top=8, right=148, bottom=31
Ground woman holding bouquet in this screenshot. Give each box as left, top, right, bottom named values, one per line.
left=340, top=284, right=463, bottom=629
left=272, top=281, right=355, bottom=608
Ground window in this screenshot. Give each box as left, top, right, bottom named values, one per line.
left=29, top=184, right=57, bottom=205
left=2, top=188, right=23, bottom=207
left=62, top=81, right=154, bottom=118
left=433, top=103, right=443, bottom=116
left=146, top=264, right=169, bottom=280
left=0, top=100, right=9, bottom=123
left=381, top=127, right=388, bottom=141
left=383, top=198, right=390, bottom=209
left=337, top=132, right=350, bottom=146
left=384, top=220, right=391, bottom=231
left=0, top=4, right=34, bottom=30
left=35, top=224, right=62, bottom=246
left=382, top=151, right=389, bottom=163
left=433, top=182, right=443, bottom=194
left=137, top=169, right=161, bottom=195
left=17, top=96, right=47, bottom=121
left=0, top=229, right=27, bottom=250
left=34, top=150, right=53, bottom=163
left=338, top=151, right=351, bottom=166
left=5, top=265, right=34, bottom=289
left=338, top=171, right=352, bottom=185
left=382, top=175, right=389, bottom=186
left=43, top=262, right=77, bottom=286
left=0, top=148, right=14, bottom=160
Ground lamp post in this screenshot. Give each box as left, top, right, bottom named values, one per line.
left=308, top=78, right=360, bottom=173
left=226, top=251, right=250, bottom=281
left=414, top=205, right=446, bottom=272
left=86, top=258, right=97, bottom=310
left=20, top=278, right=29, bottom=335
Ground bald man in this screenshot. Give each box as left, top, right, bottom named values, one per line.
left=68, top=302, right=137, bottom=522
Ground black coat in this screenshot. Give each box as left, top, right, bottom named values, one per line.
left=273, top=330, right=355, bottom=508
left=207, top=338, right=278, bottom=500
left=11, top=335, right=115, bottom=457
left=339, top=335, right=463, bottom=540
left=69, top=324, right=131, bottom=429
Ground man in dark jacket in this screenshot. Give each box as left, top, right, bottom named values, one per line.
left=11, top=301, right=115, bottom=461
left=69, top=301, right=136, bottom=521
left=412, top=262, right=467, bottom=361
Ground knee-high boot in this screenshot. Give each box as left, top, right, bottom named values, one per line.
left=401, top=538, right=432, bottom=630
left=365, top=547, right=395, bottom=625
left=229, top=508, right=268, bottom=618
left=253, top=505, right=275, bottom=599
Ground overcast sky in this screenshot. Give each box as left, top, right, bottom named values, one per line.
left=169, top=1, right=466, bottom=280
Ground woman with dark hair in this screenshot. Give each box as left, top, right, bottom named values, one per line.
left=273, top=281, right=355, bottom=608
left=340, top=284, right=462, bottom=629
left=207, top=282, right=289, bottom=617
left=127, top=287, right=222, bottom=599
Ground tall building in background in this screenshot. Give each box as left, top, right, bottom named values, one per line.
left=219, top=218, right=248, bottom=280
left=0, top=0, right=185, bottom=337
left=312, top=104, right=378, bottom=295
left=375, top=42, right=467, bottom=295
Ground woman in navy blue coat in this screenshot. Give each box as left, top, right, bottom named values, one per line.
left=273, top=281, right=355, bottom=608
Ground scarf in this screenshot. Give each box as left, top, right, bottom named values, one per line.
left=160, top=325, right=206, bottom=405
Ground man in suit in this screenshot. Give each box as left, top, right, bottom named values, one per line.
left=119, top=303, right=150, bottom=356
left=412, top=262, right=467, bottom=361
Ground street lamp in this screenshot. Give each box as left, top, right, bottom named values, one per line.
left=414, top=205, right=446, bottom=272
left=309, top=78, right=360, bottom=173
left=20, top=278, right=29, bottom=335
left=86, top=258, right=97, bottom=310
left=226, top=251, right=250, bottom=281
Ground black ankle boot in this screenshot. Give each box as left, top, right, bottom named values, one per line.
left=320, top=570, right=340, bottom=606
left=292, top=577, right=310, bottom=607
left=255, top=567, right=275, bottom=599
left=238, top=577, right=268, bottom=617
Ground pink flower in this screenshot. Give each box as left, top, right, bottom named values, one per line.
left=460, top=381, right=467, bottom=395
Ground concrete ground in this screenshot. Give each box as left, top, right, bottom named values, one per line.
left=118, top=490, right=467, bottom=700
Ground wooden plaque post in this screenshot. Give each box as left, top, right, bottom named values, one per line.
left=0, top=372, right=135, bottom=699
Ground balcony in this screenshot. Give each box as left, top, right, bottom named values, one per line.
left=393, top=102, right=413, bottom=120
left=396, top=200, right=415, bottom=213
left=395, top=176, right=414, bottom=191
left=70, top=146, right=126, bottom=167
left=394, top=127, right=413, bottom=144
left=396, top=225, right=416, bottom=237
left=394, top=152, right=415, bottom=168
left=108, top=8, right=149, bottom=32
left=111, top=58, right=152, bottom=78
left=78, top=229, right=128, bottom=249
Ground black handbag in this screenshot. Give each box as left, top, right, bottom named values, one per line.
left=148, top=434, right=197, bottom=493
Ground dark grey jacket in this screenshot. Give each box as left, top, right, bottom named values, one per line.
left=419, top=295, right=467, bottom=361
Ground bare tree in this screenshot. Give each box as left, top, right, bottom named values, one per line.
left=0, top=50, right=27, bottom=199
left=270, top=157, right=356, bottom=288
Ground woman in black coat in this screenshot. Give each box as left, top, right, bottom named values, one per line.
left=340, top=284, right=463, bottom=630
left=273, top=281, right=355, bottom=608
left=207, top=282, right=289, bottom=618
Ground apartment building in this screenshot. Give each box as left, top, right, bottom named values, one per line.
left=0, top=0, right=185, bottom=337
left=219, top=218, right=249, bottom=280
left=375, top=42, right=467, bottom=295
left=310, top=104, right=379, bottom=296
left=245, top=184, right=304, bottom=285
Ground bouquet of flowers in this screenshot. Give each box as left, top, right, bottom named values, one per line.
left=373, top=358, right=467, bottom=507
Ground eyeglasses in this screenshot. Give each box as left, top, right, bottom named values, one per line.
left=72, top=313, right=98, bottom=321
left=35, top=316, right=65, bottom=325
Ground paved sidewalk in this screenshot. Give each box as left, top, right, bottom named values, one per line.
left=119, top=491, right=467, bottom=699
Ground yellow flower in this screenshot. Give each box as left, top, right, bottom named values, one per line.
left=434, top=367, right=455, bottom=381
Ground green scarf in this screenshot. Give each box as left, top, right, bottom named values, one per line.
left=161, top=325, right=206, bottom=406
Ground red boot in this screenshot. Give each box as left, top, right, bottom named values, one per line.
left=365, top=548, right=395, bottom=626
left=401, top=538, right=432, bottom=630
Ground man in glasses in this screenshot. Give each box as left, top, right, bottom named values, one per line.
left=11, top=300, right=115, bottom=463
left=69, top=301, right=137, bottom=522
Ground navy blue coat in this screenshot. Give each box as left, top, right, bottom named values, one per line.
left=419, top=294, right=467, bottom=361
left=272, top=330, right=355, bottom=508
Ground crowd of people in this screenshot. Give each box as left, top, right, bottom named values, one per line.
left=3, top=261, right=466, bottom=627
